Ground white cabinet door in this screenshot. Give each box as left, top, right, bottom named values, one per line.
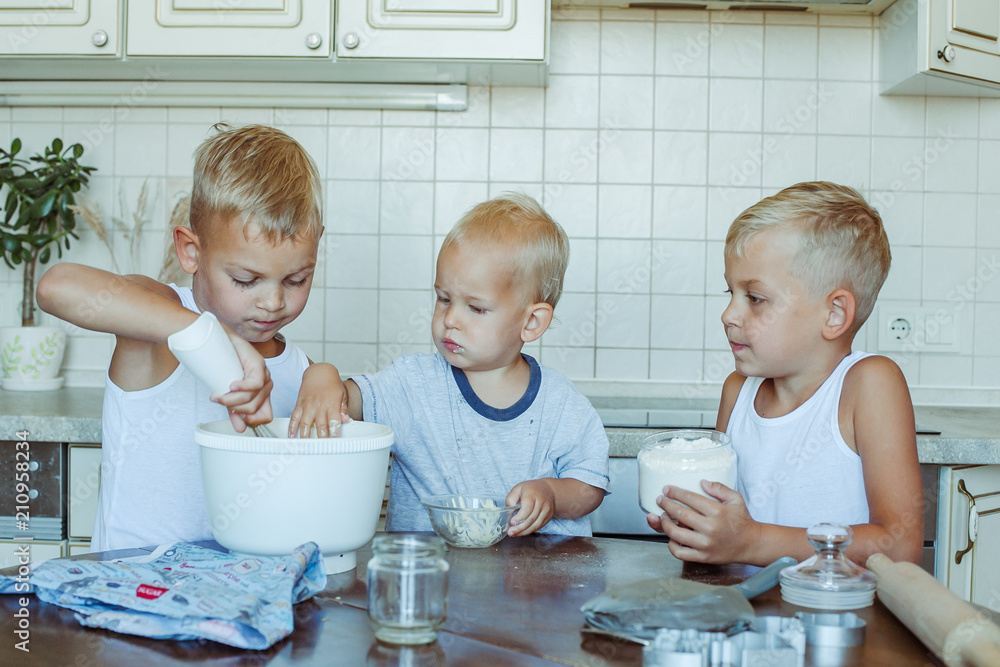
left=67, top=445, right=101, bottom=541
left=125, top=0, right=331, bottom=57
left=937, top=465, right=1000, bottom=605
left=0, top=539, right=64, bottom=568
left=336, top=0, right=545, bottom=61
left=0, top=0, right=119, bottom=56
left=928, top=0, right=1000, bottom=83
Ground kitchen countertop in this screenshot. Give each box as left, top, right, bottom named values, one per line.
left=0, top=535, right=939, bottom=666
left=1, top=387, right=999, bottom=465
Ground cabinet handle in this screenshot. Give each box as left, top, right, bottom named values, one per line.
left=937, top=45, right=957, bottom=63
left=342, top=32, right=360, bottom=50
left=954, top=478, right=978, bottom=565
left=305, top=33, right=322, bottom=50
left=92, top=30, right=109, bottom=48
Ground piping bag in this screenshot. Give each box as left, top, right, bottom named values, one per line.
left=167, top=311, right=244, bottom=396
left=581, top=556, right=796, bottom=638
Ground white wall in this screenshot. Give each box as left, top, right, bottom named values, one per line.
left=1, top=8, right=998, bottom=402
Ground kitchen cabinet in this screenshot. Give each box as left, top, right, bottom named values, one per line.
left=335, top=0, right=545, bottom=61
left=67, top=444, right=100, bottom=543
left=936, top=465, right=1000, bottom=605
left=0, top=440, right=99, bottom=565
left=125, top=0, right=332, bottom=58
left=881, top=0, right=1000, bottom=95
left=0, top=0, right=119, bottom=56
left=0, top=539, right=64, bottom=568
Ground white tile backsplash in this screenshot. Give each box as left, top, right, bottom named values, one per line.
left=328, top=126, right=381, bottom=180
left=709, top=24, right=764, bottom=78
left=489, top=128, right=544, bottom=183
left=7, top=11, right=998, bottom=397
left=598, top=185, right=652, bottom=238
left=924, top=194, right=977, bottom=247
left=546, top=76, right=599, bottom=129
left=652, top=186, right=707, bottom=240
left=654, top=131, right=708, bottom=185
left=817, top=28, right=873, bottom=82
left=655, top=78, right=709, bottom=132
left=763, top=26, right=818, bottom=80
left=600, top=76, right=653, bottom=130
left=655, top=22, right=711, bottom=77
left=601, top=21, right=655, bottom=76
left=710, top=79, right=763, bottom=133
left=435, top=128, right=489, bottom=182
left=597, top=130, right=653, bottom=184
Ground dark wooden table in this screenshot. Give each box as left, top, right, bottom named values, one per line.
left=0, top=535, right=941, bottom=666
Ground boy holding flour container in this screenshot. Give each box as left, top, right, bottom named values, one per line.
left=647, top=182, right=923, bottom=567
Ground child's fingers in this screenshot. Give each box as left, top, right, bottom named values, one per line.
left=664, top=485, right=718, bottom=516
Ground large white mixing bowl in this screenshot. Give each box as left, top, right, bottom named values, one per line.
left=194, top=419, right=394, bottom=575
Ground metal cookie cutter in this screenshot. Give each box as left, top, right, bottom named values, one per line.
left=796, top=612, right=867, bottom=667
left=795, top=612, right=867, bottom=647
left=642, top=617, right=806, bottom=667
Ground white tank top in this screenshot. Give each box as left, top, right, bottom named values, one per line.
left=726, top=351, right=871, bottom=528
left=92, top=285, right=311, bottom=551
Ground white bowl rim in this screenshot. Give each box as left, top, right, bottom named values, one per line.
left=195, top=418, right=393, bottom=454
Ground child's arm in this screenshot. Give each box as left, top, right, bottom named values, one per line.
left=36, top=263, right=272, bottom=430
left=505, top=479, right=605, bottom=537
left=287, top=363, right=351, bottom=437
left=648, top=362, right=924, bottom=566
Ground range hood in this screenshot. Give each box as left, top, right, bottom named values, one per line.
left=553, top=0, right=896, bottom=13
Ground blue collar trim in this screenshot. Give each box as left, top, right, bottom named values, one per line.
left=451, top=354, right=541, bottom=422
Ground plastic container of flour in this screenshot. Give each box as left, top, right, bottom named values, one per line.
left=637, top=429, right=737, bottom=515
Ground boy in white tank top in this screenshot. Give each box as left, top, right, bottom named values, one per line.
left=646, top=182, right=923, bottom=567
left=37, top=125, right=346, bottom=550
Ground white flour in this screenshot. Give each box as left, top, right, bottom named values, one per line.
left=638, top=437, right=737, bottom=514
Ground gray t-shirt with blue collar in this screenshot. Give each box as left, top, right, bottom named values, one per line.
left=353, top=353, right=610, bottom=535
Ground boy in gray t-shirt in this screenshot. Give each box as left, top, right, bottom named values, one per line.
left=311, top=193, right=610, bottom=536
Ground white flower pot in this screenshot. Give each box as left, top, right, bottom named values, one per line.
left=0, top=326, right=67, bottom=391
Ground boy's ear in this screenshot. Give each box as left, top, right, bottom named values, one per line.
left=173, top=226, right=201, bottom=275
left=521, top=302, right=554, bottom=344
left=822, top=289, right=856, bottom=340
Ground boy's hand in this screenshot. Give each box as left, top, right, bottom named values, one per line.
left=211, top=334, right=273, bottom=433
left=505, top=480, right=555, bottom=537
left=288, top=363, right=349, bottom=438
left=645, top=481, right=763, bottom=564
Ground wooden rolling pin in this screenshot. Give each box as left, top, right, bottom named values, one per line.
left=867, top=553, right=1000, bottom=667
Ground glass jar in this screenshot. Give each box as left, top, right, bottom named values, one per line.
left=637, top=429, right=737, bottom=515
left=367, top=534, right=449, bottom=645
left=778, top=523, right=877, bottom=610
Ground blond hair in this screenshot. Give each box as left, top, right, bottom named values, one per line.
left=725, top=182, right=890, bottom=327
left=190, top=124, right=322, bottom=244
left=442, top=193, right=569, bottom=308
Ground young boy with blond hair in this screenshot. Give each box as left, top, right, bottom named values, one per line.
left=37, top=124, right=338, bottom=551
left=647, top=181, right=924, bottom=566
left=327, top=193, right=610, bottom=536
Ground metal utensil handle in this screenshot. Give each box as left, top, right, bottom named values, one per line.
left=734, top=556, right=798, bottom=600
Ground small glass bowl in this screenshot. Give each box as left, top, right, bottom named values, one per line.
left=420, top=494, right=520, bottom=548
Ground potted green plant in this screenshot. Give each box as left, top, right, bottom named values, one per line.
left=0, top=137, right=96, bottom=390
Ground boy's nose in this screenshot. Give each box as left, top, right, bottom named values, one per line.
left=721, top=301, right=738, bottom=327
left=443, top=305, right=459, bottom=329
left=258, top=286, right=284, bottom=312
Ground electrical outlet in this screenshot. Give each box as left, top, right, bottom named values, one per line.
left=877, top=307, right=960, bottom=353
